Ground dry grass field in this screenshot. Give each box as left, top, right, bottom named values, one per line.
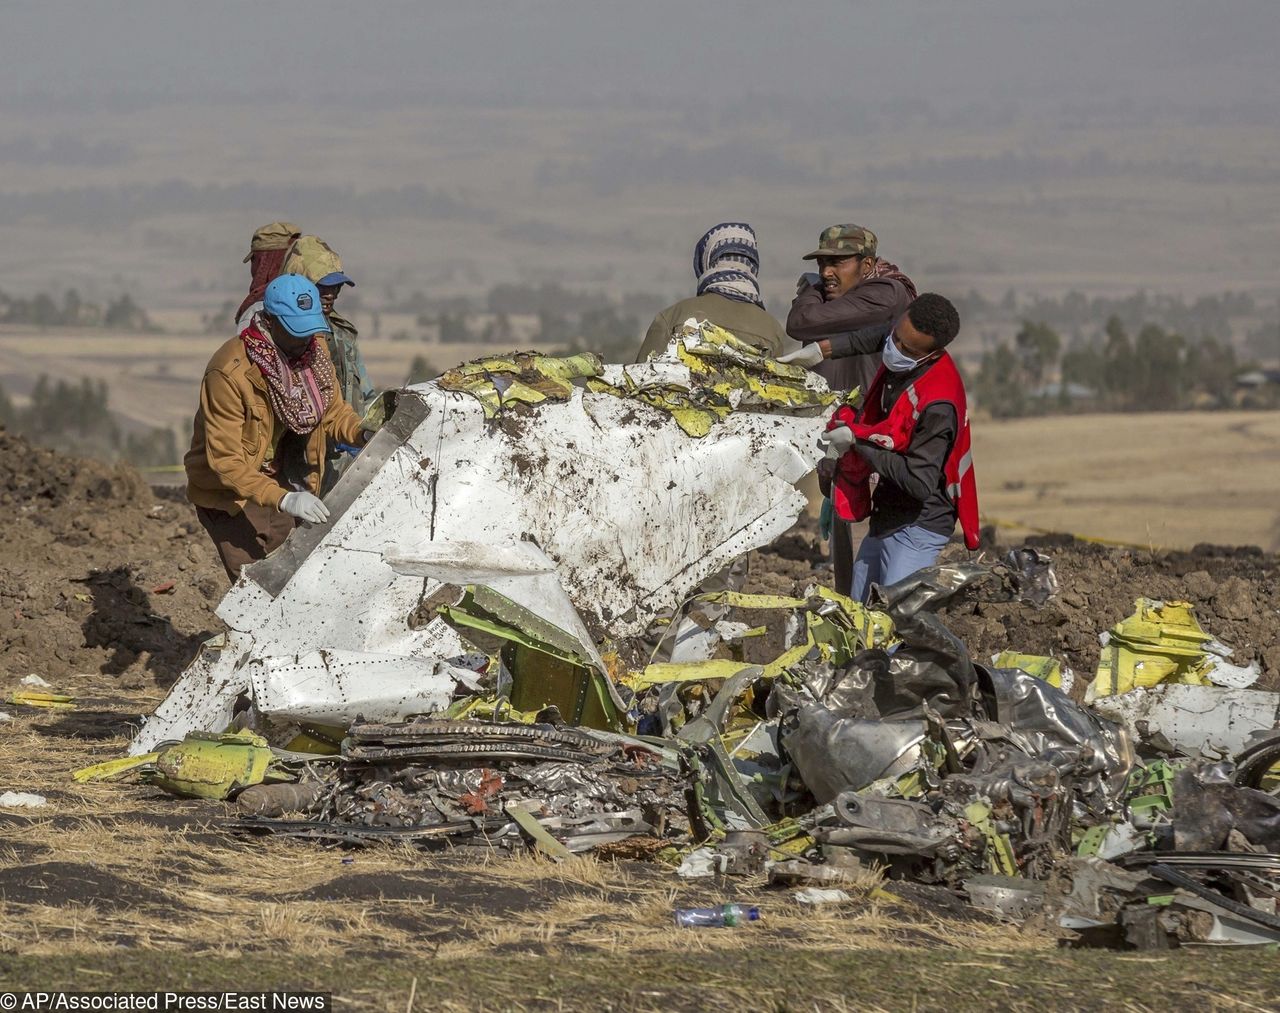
left=972, top=410, right=1280, bottom=552
left=0, top=325, right=476, bottom=434
left=2, top=680, right=1278, bottom=1010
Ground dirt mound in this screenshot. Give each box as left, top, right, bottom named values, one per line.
left=749, top=517, right=1280, bottom=692
left=0, top=429, right=227, bottom=688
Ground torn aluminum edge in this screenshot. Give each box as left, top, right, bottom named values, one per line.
left=1090, top=685, right=1280, bottom=759
left=132, top=365, right=829, bottom=754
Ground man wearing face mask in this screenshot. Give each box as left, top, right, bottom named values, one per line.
left=813, top=293, right=980, bottom=602
left=185, top=275, right=370, bottom=581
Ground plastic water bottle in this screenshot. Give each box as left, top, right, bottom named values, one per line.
left=674, top=904, right=761, bottom=928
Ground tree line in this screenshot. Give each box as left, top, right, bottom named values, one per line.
left=0, top=376, right=177, bottom=468
left=0, top=288, right=158, bottom=331
left=969, top=316, right=1266, bottom=418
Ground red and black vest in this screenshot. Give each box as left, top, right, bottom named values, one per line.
left=827, top=352, right=980, bottom=550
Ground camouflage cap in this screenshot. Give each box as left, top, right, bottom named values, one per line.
left=243, top=221, right=301, bottom=262
left=801, top=224, right=877, bottom=261
left=281, top=235, right=355, bottom=287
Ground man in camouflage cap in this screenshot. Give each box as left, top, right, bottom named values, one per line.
left=281, top=235, right=376, bottom=492
left=236, top=221, right=302, bottom=327
left=781, top=223, right=918, bottom=595
left=804, top=224, right=879, bottom=262
left=785, top=224, right=917, bottom=385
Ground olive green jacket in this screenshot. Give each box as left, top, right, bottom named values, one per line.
left=325, top=311, right=375, bottom=417
left=635, top=293, right=787, bottom=362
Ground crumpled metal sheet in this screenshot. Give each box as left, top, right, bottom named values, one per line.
left=248, top=649, right=473, bottom=726
left=865, top=563, right=992, bottom=719
left=783, top=706, right=927, bottom=803
left=977, top=665, right=1133, bottom=782
left=133, top=350, right=829, bottom=753
left=1002, top=548, right=1058, bottom=607
left=964, top=875, right=1046, bottom=920
left=1171, top=762, right=1280, bottom=853
left=814, top=793, right=957, bottom=856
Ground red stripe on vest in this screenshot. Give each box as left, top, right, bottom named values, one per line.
left=826, top=352, right=980, bottom=550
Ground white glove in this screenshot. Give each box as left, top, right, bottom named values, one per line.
left=778, top=343, right=826, bottom=368
left=818, top=424, right=855, bottom=462
left=280, top=491, right=330, bottom=525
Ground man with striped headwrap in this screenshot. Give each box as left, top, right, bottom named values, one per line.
left=635, top=222, right=787, bottom=362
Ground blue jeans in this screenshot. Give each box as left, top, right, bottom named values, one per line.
left=850, top=526, right=952, bottom=603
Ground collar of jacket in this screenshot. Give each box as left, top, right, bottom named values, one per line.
left=326, top=310, right=357, bottom=336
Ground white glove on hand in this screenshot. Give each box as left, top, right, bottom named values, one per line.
left=280, top=491, right=330, bottom=525
left=817, top=424, right=855, bottom=462
left=777, top=343, right=826, bottom=368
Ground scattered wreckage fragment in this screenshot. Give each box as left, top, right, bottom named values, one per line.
left=229, top=718, right=689, bottom=857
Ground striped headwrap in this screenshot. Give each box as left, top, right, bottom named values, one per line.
left=694, top=222, right=763, bottom=308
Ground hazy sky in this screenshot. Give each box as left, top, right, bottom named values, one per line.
left=7, top=1, right=1277, bottom=112
left=2, top=1, right=1278, bottom=306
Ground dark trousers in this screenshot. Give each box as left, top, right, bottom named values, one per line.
left=196, top=499, right=296, bottom=581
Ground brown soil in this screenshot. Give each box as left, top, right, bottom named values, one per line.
left=0, top=429, right=227, bottom=689
left=748, top=516, right=1280, bottom=692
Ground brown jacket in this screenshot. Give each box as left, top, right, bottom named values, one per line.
left=185, top=335, right=364, bottom=513
left=786, top=267, right=915, bottom=394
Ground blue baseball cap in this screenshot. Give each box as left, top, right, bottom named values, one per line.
left=263, top=275, right=332, bottom=338
left=317, top=270, right=355, bottom=288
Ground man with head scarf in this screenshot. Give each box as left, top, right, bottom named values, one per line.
left=185, top=275, right=369, bottom=581
left=632, top=224, right=786, bottom=663
left=236, top=221, right=301, bottom=328
left=634, top=222, right=787, bottom=362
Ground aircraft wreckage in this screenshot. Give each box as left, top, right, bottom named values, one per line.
left=78, top=321, right=1280, bottom=949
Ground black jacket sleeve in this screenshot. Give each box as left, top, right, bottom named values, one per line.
left=827, top=322, right=892, bottom=359
left=853, top=403, right=957, bottom=503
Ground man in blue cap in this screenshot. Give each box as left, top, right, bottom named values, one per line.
left=185, top=275, right=369, bottom=580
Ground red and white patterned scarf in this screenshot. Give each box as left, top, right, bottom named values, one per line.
left=240, top=315, right=335, bottom=435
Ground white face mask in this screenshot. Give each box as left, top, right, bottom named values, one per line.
left=882, top=333, right=924, bottom=373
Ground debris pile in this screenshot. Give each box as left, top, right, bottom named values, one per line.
left=57, top=325, right=1280, bottom=949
